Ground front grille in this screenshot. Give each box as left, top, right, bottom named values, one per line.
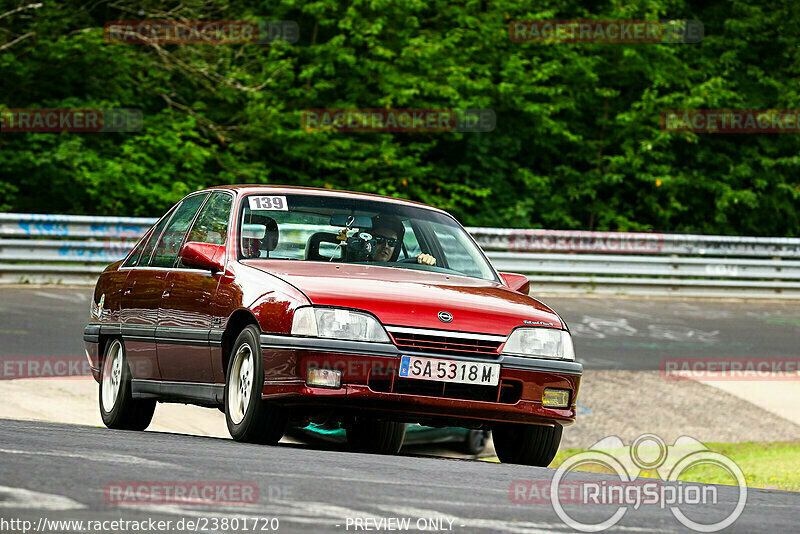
left=388, top=328, right=503, bottom=359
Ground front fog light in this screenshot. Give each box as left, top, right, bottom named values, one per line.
left=542, top=388, right=570, bottom=408
left=307, top=368, right=342, bottom=389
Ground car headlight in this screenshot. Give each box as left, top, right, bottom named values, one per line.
left=291, top=307, right=390, bottom=343
left=501, top=327, right=575, bottom=360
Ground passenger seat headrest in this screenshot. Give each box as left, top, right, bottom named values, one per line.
left=242, top=214, right=279, bottom=255
left=262, top=218, right=279, bottom=251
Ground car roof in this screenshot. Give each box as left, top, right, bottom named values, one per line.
left=201, top=184, right=448, bottom=214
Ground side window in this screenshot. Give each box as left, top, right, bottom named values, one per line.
left=175, top=193, right=232, bottom=268
left=402, top=221, right=422, bottom=258
left=122, top=237, right=147, bottom=268
left=186, top=193, right=232, bottom=245
left=149, top=194, right=209, bottom=268
left=124, top=208, right=175, bottom=268
left=240, top=206, right=334, bottom=260
left=431, top=225, right=484, bottom=278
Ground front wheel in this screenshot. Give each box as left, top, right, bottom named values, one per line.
left=347, top=419, right=406, bottom=454
left=225, top=325, right=287, bottom=444
left=99, top=338, right=155, bottom=430
left=492, top=423, right=562, bottom=466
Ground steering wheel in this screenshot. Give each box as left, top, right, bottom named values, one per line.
left=399, top=257, right=419, bottom=263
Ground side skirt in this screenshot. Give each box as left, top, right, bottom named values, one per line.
left=131, top=379, right=224, bottom=406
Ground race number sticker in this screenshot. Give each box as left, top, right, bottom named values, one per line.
left=248, top=196, right=288, bottom=211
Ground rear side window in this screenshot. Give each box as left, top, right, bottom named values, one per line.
left=149, top=194, right=209, bottom=268
left=123, top=208, right=176, bottom=268
left=122, top=237, right=148, bottom=268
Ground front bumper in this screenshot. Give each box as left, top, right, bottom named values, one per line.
left=83, top=323, right=103, bottom=382
left=259, top=334, right=582, bottom=427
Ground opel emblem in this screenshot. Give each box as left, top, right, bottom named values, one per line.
left=438, top=311, right=453, bottom=323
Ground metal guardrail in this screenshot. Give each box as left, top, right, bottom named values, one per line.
left=0, top=213, right=155, bottom=239
left=469, top=228, right=800, bottom=257
left=486, top=252, right=800, bottom=280
left=1, top=213, right=799, bottom=298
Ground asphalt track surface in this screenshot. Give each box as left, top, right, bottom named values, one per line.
left=2, top=287, right=799, bottom=370
left=1, top=289, right=799, bottom=531
left=0, top=419, right=797, bottom=533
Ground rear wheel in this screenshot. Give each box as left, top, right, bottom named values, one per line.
left=492, top=423, right=562, bottom=466
left=99, top=339, right=155, bottom=430
left=225, top=325, right=287, bottom=444
left=347, top=419, right=406, bottom=454
left=462, top=429, right=491, bottom=455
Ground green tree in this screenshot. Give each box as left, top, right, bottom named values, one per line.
left=0, top=0, right=798, bottom=235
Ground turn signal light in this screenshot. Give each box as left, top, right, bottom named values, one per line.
left=542, top=388, right=570, bottom=408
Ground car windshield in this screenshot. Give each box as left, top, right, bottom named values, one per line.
left=238, top=193, right=498, bottom=281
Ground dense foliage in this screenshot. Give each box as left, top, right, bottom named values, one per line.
left=1, top=0, right=799, bottom=235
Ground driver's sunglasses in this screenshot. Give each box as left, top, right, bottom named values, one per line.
left=375, top=235, right=398, bottom=247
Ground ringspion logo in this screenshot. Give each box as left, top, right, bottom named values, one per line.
left=513, top=434, right=747, bottom=532
left=509, top=19, right=703, bottom=43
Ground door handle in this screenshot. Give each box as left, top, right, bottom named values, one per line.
left=123, top=287, right=132, bottom=296
left=162, top=289, right=171, bottom=298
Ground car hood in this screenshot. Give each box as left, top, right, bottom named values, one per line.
left=242, top=260, right=563, bottom=335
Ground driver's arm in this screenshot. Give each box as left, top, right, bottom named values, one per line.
left=416, top=253, right=436, bottom=266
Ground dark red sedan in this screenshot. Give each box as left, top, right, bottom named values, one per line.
left=84, top=186, right=582, bottom=465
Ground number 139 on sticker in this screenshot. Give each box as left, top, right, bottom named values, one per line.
left=248, top=196, right=288, bottom=211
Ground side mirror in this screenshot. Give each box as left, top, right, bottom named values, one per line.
left=180, top=242, right=225, bottom=273
left=499, top=272, right=530, bottom=295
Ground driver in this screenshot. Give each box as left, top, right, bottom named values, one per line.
left=370, top=215, right=436, bottom=265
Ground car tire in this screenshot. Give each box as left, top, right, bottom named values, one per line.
left=225, top=325, right=287, bottom=444
left=492, top=423, right=562, bottom=466
left=99, top=338, right=156, bottom=431
left=462, top=429, right=491, bottom=455
left=346, top=419, right=406, bottom=454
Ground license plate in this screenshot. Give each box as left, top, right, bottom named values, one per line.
left=398, top=356, right=499, bottom=386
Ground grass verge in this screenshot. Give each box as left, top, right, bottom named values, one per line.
left=547, top=440, right=800, bottom=491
